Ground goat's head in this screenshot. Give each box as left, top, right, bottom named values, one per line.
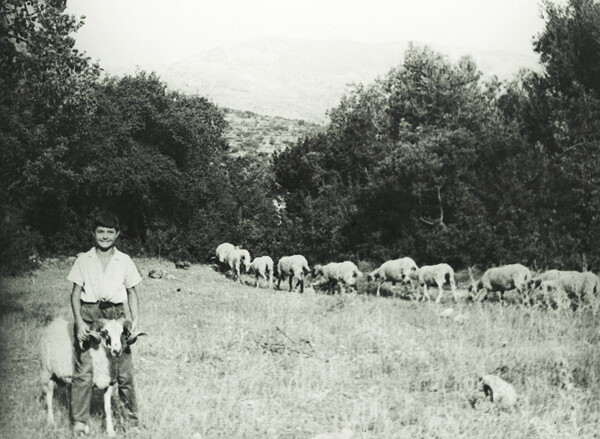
left=89, top=318, right=147, bottom=357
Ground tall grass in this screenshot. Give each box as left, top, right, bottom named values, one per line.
left=1, top=258, right=599, bottom=438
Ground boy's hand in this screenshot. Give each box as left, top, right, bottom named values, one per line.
left=76, top=320, right=90, bottom=342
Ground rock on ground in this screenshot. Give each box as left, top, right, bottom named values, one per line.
left=480, top=374, right=517, bottom=407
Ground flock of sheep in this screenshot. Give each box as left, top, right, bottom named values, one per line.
left=215, top=242, right=600, bottom=308
left=38, top=245, right=600, bottom=436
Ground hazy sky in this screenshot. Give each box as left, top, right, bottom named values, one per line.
left=66, top=0, right=550, bottom=72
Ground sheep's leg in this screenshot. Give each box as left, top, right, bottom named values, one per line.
left=377, top=280, right=384, bottom=296
left=450, top=279, right=458, bottom=302
left=255, top=274, right=260, bottom=288
left=104, top=385, right=116, bottom=437
left=299, top=276, right=304, bottom=294
left=44, top=378, right=55, bottom=427
left=289, top=275, right=294, bottom=292
left=517, top=285, right=527, bottom=306
left=435, top=283, right=444, bottom=304
left=269, top=273, right=273, bottom=290
left=477, top=288, right=488, bottom=302
left=499, top=290, right=506, bottom=306
left=422, top=284, right=430, bottom=301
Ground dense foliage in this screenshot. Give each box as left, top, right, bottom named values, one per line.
left=1, top=0, right=599, bottom=274
left=274, top=0, right=600, bottom=270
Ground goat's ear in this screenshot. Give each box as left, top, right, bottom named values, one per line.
left=126, top=330, right=148, bottom=346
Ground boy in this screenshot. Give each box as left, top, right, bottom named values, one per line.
left=67, top=210, right=142, bottom=435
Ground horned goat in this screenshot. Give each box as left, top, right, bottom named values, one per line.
left=39, top=317, right=146, bottom=436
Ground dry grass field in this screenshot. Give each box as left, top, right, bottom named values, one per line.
left=1, top=258, right=599, bottom=438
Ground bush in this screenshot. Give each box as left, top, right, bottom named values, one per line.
left=0, top=206, right=42, bottom=276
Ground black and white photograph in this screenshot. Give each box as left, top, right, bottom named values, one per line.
left=1, top=0, right=599, bottom=437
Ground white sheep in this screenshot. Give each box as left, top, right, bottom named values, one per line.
left=312, top=261, right=362, bottom=294
left=277, top=255, right=310, bottom=294
left=408, top=263, right=458, bottom=303
left=366, top=257, right=418, bottom=296
left=529, top=269, right=561, bottom=291
left=542, top=270, right=600, bottom=306
left=215, top=242, right=236, bottom=268
left=469, top=263, right=532, bottom=304
left=39, top=317, right=146, bottom=436
left=248, top=256, right=274, bottom=289
left=225, top=248, right=251, bottom=282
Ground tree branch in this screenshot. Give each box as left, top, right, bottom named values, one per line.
left=418, top=185, right=447, bottom=229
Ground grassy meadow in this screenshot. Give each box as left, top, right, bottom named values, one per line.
left=1, top=258, right=599, bottom=438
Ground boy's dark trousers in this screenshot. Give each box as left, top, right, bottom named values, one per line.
left=71, top=302, right=138, bottom=425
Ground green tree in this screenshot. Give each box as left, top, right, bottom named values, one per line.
left=1, top=0, right=100, bottom=267
left=524, top=0, right=600, bottom=269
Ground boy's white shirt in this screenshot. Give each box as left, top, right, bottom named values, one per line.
left=68, top=247, right=142, bottom=303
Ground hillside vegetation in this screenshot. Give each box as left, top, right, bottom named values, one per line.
left=223, top=109, right=323, bottom=156
left=1, top=260, right=599, bottom=438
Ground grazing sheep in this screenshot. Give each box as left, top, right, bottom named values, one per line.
left=215, top=243, right=236, bottom=268
left=225, top=248, right=251, bottom=282
left=312, top=261, right=363, bottom=294
left=366, top=257, right=418, bottom=296
left=531, top=269, right=561, bottom=288
left=277, top=255, right=310, bottom=294
left=408, top=263, right=458, bottom=303
left=248, top=256, right=274, bottom=289
left=469, top=264, right=532, bottom=304
left=39, top=317, right=146, bottom=436
left=542, top=270, right=600, bottom=306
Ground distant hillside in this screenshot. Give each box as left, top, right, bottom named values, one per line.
left=152, top=37, right=541, bottom=123
left=222, top=108, right=323, bottom=156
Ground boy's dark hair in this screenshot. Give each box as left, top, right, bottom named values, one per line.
left=93, top=209, right=120, bottom=232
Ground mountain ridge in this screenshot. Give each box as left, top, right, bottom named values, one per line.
left=134, top=37, right=541, bottom=123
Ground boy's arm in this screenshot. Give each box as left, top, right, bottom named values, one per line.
left=126, top=286, right=139, bottom=331
left=70, top=283, right=89, bottom=342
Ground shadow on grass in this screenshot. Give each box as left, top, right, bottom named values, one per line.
left=0, top=292, right=59, bottom=324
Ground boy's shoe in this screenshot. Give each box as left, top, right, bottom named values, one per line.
left=73, top=422, right=89, bottom=436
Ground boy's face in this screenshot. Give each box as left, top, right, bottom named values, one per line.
left=93, top=226, right=120, bottom=251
